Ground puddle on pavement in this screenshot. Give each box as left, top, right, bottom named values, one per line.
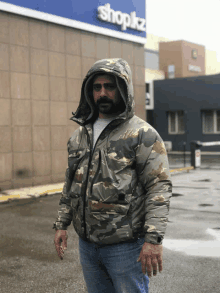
left=193, top=179, right=211, bottom=182
left=173, top=186, right=209, bottom=189
left=172, top=193, right=184, bottom=197
left=163, top=228, right=220, bottom=258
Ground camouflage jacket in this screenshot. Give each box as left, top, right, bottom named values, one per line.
left=54, top=58, right=172, bottom=245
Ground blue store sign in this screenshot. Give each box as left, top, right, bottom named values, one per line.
left=0, top=0, right=147, bottom=43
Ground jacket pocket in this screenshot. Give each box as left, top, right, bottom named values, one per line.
left=94, top=149, right=136, bottom=203
left=105, top=150, right=133, bottom=174
left=88, top=200, right=133, bottom=244
left=68, top=149, right=87, bottom=183
left=89, top=200, right=130, bottom=215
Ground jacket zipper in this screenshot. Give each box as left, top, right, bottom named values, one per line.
left=82, top=126, right=92, bottom=240
left=82, top=118, right=125, bottom=240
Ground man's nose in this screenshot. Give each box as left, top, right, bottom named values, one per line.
left=100, top=85, right=107, bottom=96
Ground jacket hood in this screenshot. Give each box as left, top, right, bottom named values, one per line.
left=70, top=58, right=135, bottom=125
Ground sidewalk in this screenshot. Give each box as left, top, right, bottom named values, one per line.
left=0, top=182, right=63, bottom=204
left=0, top=166, right=194, bottom=204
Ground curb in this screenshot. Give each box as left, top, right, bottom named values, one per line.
left=0, top=183, right=63, bottom=204
left=0, top=166, right=195, bottom=204
left=170, top=166, right=194, bottom=175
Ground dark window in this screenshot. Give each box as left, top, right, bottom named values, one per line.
left=168, top=111, right=185, bottom=134
left=202, top=110, right=220, bottom=134
left=217, top=110, right=220, bottom=132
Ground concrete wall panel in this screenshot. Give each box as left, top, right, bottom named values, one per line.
left=0, top=12, right=9, bottom=43
left=51, top=126, right=67, bottom=150
left=134, top=65, right=145, bottom=86
left=0, top=127, right=11, bottom=153
left=1, top=12, right=145, bottom=189
left=65, top=28, right=81, bottom=56
left=67, top=78, right=82, bottom=102
left=110, top=38, right=122, bottom=58
left=12, top=100, right=31, bottom=126
left=0, top=153, right=12, bottom=181
left=31, top=48, right=48, bottom=75
left=49, top=77, right=66, bottom=101
left=50, top=102, right=67, bottom=126
left=11, top=72, right=30, bottom=100
left=10, top=45, right=29, bottom=73
left=48, top=24, right=65, bottom=53
left=0, top=72, right=10, bottom=98
left=49, top=52, right=65, bottom=77
left=33, top=126, right=50, bottom=151
left=33, top=151, right=51, bottom=176
left=30, top=19, right=48, bottom=50
left=0, top=43, right=9, bottom=70
left=81, top=32, right=96, bottom=58
left=13, top=152, right=32, bottom=179
left=9, top=14, right=29, bottom=46
left=0, top=99, right=11, bottom=126
left=96, top=36, right=110, bottom=59
left=122, top=41, right=134, bottom=65
left=32, top=101, right=49, bottom=126
left=66, top=55, right=81, bottom=79
left=31, top=75, right=49, bottom=100
left=13, top=126, right=32, bottom=152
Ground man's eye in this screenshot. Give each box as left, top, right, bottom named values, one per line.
left=93, top=85, right=101, bottom=91
left=105, top=84, right=116, bottom=90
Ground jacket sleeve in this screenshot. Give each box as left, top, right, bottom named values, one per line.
left=135, top=127, right=172, bottom=245
left=53, top=138, right=73, bottom=231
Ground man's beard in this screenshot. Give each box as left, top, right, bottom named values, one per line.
left=95, top=97, right=125, bottom=115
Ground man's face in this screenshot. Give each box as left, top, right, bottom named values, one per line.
left=93, top=74, right=124, bottom=116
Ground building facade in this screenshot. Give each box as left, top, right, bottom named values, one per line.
left=145, top=34, right=220, bottom=79
left=159, top=40, right=206, bottom=78
left=153, top=74, right=220, bottom=152
left=0, top=0, right=146, bottom=190
left=144, top=35, right=220, bottom=131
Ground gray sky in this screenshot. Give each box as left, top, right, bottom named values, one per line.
left=146, top=0, right=220, bottom=61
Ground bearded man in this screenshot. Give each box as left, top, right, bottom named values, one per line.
left=54, top=58, right=172, bottom=293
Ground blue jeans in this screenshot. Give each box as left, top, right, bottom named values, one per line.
left=79, top=237, right=149, bottom=293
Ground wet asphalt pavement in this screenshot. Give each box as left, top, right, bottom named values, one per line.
left=0, top=195, right=86, bottom=293
left=0, top=168, right=220, bottom=293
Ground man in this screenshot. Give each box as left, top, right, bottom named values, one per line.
left=54, top=58, right=172, bottom=293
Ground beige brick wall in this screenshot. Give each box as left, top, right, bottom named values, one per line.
left=0, top=11, right=145, bottom=190
left=159, top=40, right=206, bottom=78
left=181, top=41, right=205, bottom=77
left=159, top=41, right=184, bottom=78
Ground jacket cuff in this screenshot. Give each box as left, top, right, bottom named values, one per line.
left=144, top=233, right=163, bottom=245
left=53, top=222, right=68, bottom=231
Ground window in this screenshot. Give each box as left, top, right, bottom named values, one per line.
left=145, top=82, right=154, bottom=110
left=168, top=65, right=175, bottom=79
left=202, top=110, right=220, bottom=134
left=168, top=111, right=185, bottom=134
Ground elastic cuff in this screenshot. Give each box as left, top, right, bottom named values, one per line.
left=144, top=233, right=163, bottom=245
left=53, top=222, right=68, bottom=231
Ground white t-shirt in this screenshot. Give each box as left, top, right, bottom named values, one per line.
left=93, top=117, right=115, bottom=149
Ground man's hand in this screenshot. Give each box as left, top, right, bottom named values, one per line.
left=54, top=230, right=68, bottom=260
left=137, top=242, right=163, bottom=277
